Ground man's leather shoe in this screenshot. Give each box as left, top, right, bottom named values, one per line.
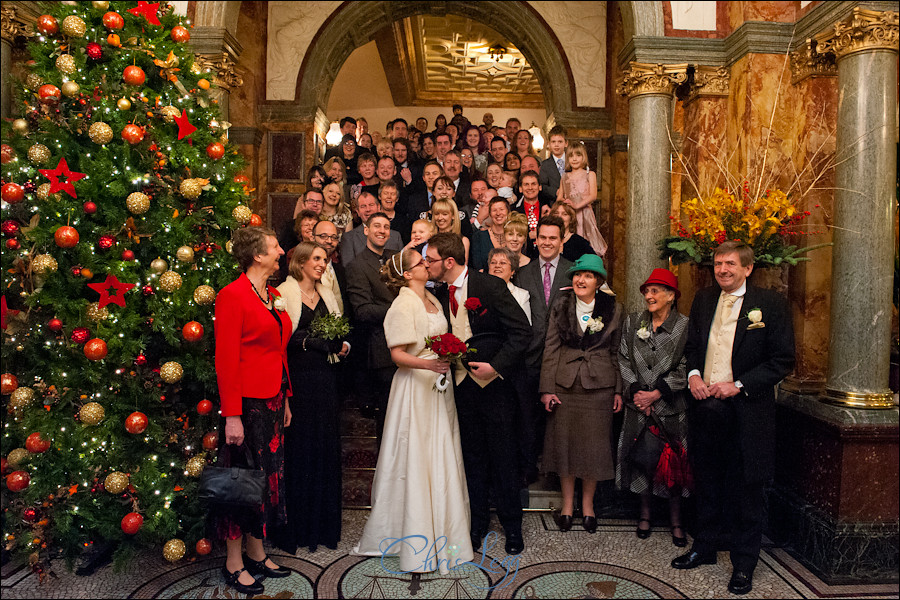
left=582, top=516, right=597, bottom=534
left=671, top=550, right=717, bottom=569
left=557, top=514, right=573, bottom=532
left=727, top=570, right=753, bottom=595
left=470, top=531, right=485, bottom=552
left=244, top=555, right=291, bottom=578
left=504, top=531, right=524, bottom=555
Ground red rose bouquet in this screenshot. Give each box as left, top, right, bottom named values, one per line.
left=425, top=333, right=475, bottom=392
left=464, top=297, right=486, bottom=316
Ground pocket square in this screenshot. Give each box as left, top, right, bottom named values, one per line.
left=747, top=322, right=765, bottom=329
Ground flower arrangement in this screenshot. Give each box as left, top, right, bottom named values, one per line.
left=658, top=182, right=830, bottom=268
left=309, top=312, right=351, bottom=363
left=425, top=333, right=475, bottom=392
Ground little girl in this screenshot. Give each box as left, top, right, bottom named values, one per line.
left=557, top=143, right=608, bottom=256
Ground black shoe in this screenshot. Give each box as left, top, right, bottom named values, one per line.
left=470, top=531, right=485, bottom=552
left=582, top=516, right=598, bottom=534
left=671, top=550, right=717, bottom=570
left=671, top=526, right=687, bottom=547
left=727, top=570, right=753, bottom=595
left=636, top=518, right=652, bottom=539
left=222, top=567, right=264, bottom=595
left=504, top=531, right=524, bottom=555
left=557, top=514, right=573, bottom=532
left=243, top=554, right=291, bottom=578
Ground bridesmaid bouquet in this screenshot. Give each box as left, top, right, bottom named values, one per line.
left=425, top=333, right=474, bottom=392
left=309, top=312, right=351, bottom=363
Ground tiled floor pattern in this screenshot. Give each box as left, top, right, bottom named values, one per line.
left=2, top=511, right=897, bottom=599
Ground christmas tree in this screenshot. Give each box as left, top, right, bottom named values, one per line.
left=1, top=1, right=256, bottom=573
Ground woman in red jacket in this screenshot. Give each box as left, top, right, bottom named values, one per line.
left=214, top=226, right=293, bottom=595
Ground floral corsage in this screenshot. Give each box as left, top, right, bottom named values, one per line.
left=273, top=293, right=286, bottom=312
left=636, top=320, right=651, bottom=340
left=746, top=308, right=764, bottom=329
left=465, top=297, right=487, bottom=316
left=585, top=316, right=605, bottom=334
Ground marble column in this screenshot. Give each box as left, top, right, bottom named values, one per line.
left=815, top=9, right=898, bottom=409
left=617, top=63, right=687, bottom=312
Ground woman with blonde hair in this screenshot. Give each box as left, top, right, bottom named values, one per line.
left=504, top=213, right=531, bottom=268
left=320, top=180, right=354, bottom=234
left=430, top=197, right=470, bottom=263
left=323, top=157, right=349, bottom=206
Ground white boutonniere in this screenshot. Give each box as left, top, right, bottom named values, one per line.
left=636, top=320, right=651, bottom=340
left=585, top=316, right=605, bottom=334
left=273, top=295, right=286, bottom=312
left=746, top=308, right=764, bottom=329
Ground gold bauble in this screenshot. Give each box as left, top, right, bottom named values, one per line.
left=86, top=302, right=110, bottom=322
left=61, top=15, right=86, bottom=37
left=7, top=448, right=29, bottom=467
left=10, top=387, right=35, bottom=410
left=186, top=456, right=205, bottom=478
left=79, top=402, right=105, bottom=425
left=150, top=258, right=168, bottom=274
left=56, top=54, right=76, bottom=75
left=225, top=240, right=233, bottom=254
left=175, top=246, right=194, bottom=263
left=160, top=361, right=184, bottom=384
left=126, top=192, right=150, bottom=214
left=104, top=471, right=128, bottom=494
left=160, top=106, right=180, bottom=123
left=12, top=118, right=29, bottom=134
left=117, top=97, right=132, bottom=111
left=231, top=205, right=252, bottom=225
left=163, top=539, right=186, bottom=562
left=61, top=80, right=80, bottom=97
left=179, top=179, right=203, bottom=200
left=31, top=254, right=58, bottom=275
left=193, top=285, right=215, bottom=305
left=88, top=122, right=114, bottom=145
left=92, top=1, right=110, bottom=9
left=27, top=144, right=51, bottom=165
left=158, top=271, right=183, bottom=293
left=25, top=73, right=44, bottom=90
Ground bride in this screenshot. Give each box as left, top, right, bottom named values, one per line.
left=353, top=249, right=474, bottom=574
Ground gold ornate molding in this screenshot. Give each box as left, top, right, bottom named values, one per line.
left=790, top=41, right=837, bottom=85
left=617, top=62, right=688, bottom=99
left=193, top=53, right=243, bottom=91
left=814, top=8, right=899, bottom=60
left=683, top=65, right=730, bottom=103
left=1, top=5, right=34, bottom=42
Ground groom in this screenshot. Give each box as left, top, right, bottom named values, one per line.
left=425, top=233, right=533, bottom=555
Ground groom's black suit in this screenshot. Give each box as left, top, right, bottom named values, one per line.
left=436, top=270, right=532, bottom=540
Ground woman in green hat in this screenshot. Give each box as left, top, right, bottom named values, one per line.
left=539, top=254, right=624, bottom=533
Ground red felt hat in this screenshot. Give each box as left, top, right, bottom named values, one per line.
left=640, top=268, right=680, bottom=299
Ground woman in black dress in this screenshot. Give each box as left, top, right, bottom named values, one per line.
left=275, top=242, right=350, bottom=553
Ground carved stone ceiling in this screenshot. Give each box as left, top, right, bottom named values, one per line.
left=375, top=14, right=544, bottom=108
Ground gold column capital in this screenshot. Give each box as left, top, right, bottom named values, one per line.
left=1, top=5, right=34, bottom=42
left=617, top=62, right=688, bottom=99
left=790, top=40, right=837, bottom=85
left=193, top=52, right=243, bottom=91
left=683, top=65, right=730, bottom=103
left=814, top=8, right=899, bottom=60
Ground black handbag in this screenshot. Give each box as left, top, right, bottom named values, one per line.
left=628, top=420, right=666, bottom=473
left=198, top=444, right=267, bottom=508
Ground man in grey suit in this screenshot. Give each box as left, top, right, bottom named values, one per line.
left=538, top=125, right=568, bottom=200
left=512, top=215, right=573, bottom=483
left=338, top=191, right=402, bottom=266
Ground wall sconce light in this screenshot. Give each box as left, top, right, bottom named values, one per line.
left=529, top=123, right=545, bottom=152
left=325, top=122, right=342, bottom=146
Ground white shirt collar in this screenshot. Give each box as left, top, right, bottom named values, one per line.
left=450, top=266, right=468, bottom=289
left=722, top=281, right=747, bottom=297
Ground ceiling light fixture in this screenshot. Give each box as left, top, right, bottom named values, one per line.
left=488, top=45, right=507, bottom=62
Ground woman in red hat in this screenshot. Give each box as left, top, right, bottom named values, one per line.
left=615, top=268, right=691, bottom=547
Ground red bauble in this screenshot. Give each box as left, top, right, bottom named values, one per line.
left=2, top=182, right=24, bottom=204
left=26, top=432, right=51, bottom=454
left=195, top=538, right=212, bottom=555
left=38, top=84, right=61, bottom=104
left=142, top=284, right=155, bottom=296
left=48, top=318, right=63, bottom=332
left=121, top=512, right=143, bottom=535
left=54, top=225, right=79, bottom=248
left=23, top=507, right=37, bottom=523
left=83, top=201, right=97, bottom=214
left=71, top=266, right=82, bottom=277
left=170, top=25, right=190, bottom=43
left=121, top=124, right=145, bottom=145
left=202, top=432, right=218, bottom=450
left=135, top=354, right=148, bottom=366
left=182, top=321, right=204, bottom=342
left=125, top=412, right=148, bottom=434
left=2, top=220, right=20, bottom=237
left=1, top=373, right=17, bottom=394
left=121, top=249, right=135, bottom=261
left=196, top=399, right=213, bottom=415
left=84, top=338, right=108, bottom=361
left=123, top=65, right=146, bottom=86
left=234, top=174, right=250, bottom=184
left=6, top=470, right=30, bottom=492
left=71, top=327, right=90, bottom=344
left=6, top=239, right=21, bottom=250
left=86, top=42, right=102, bottom=60
left=102, top=11, right=124, bottom=30
left=37, top=14, right=58, bottom=35
left=249, top=214, right=263, bottom=227
left=0, top=144, right=14, bottom=164
left=206, top=142, right=225, bottom=160
left=0, top=457, right=7, bottom=475
left=97, top=235, right=115, bottom=250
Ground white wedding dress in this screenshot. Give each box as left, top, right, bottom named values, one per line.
left=353, top=288, right=474, bottom=574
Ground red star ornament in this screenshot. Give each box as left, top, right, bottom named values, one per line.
left=174, top=109, right=197, bottom=140
left=87, top=274, right=136, bottom=308
left=39, top=158, right=87, bottom=199
left=128, top=1, right=162, bottom=26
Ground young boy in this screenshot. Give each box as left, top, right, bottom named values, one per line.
left=539, top=125, right=569, bottom=199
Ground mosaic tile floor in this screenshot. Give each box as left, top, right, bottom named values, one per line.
left=2, top=511, right=897, bottom=599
